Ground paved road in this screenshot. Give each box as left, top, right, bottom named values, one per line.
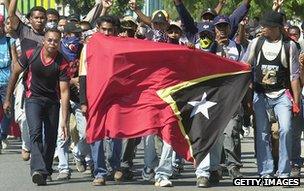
left=0, top=132, right=303, bottom=191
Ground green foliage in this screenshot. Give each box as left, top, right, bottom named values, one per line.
left=110, top=0, right=144, bottom=17
left=163, top=0, right=304, bottom=21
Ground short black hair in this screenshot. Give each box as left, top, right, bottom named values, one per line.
left=96, top=15, right=118, bottom=27
left=45, top=28, right=61, bottom=36
left=46, top=8, right=59, bottom=18
left=30, top=6, right=46, bottom=17
left=288, top=25, right=301, bottom=35
left=80, top=21, right=92, bottom=31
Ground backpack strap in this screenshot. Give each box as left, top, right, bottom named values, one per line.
left=6, top=37, right=12, bottom=60
left=235, top=42, right=242, bottom=61
left=253, top=36, right=266, bottom=67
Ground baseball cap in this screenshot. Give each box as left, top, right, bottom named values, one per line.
left=213, top=15, right=231, bottom=26
left=151, top=10, right=169, bottom=23
left=67, top=14, right=80, bottom=22
left=121, top=16, right=138, bottom=30
left=260, top=10, right=283, bottom=27
left=197, top=21, right=215, bottom=35
left=201, top=8, right=217, bottom=19
left=168, top=21, right=182, bottom=31
left=63, top=22, right=82, bottom=33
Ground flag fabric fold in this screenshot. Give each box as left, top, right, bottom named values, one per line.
left=85, top=33, right=251, bottom=163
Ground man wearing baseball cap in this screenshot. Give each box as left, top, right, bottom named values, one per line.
left=243, top=10, right=301, bottom=179
left=195, top=21, right=215, bottom=51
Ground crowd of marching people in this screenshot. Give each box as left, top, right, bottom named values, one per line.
left=0, top=0, right=303, bottom=188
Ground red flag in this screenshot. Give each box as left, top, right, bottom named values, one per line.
left=85, top=33, right=250, bottom=163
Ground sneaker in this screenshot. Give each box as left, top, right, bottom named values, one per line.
left=228, top=166, right=243, bottom=179
left=2, top=140, right=8, bottom=149
left=21, top=149, right=30, bottom=161
left=46, top=175, right=53, bottom=182
left=57, top=171, right=71, bottom=180
left=122, top=168, right=134, bottom=181
left=291, top=165, right=301, bottom=177
left=155, top=177, right=173, bottom=187
left=0, top=141, right=2, bottom=154
left=83, top=165, right=93, bottom=175
left=142, top=167, right=155, bottom=181
left=209, top=170, right=221, bottom=184
left=242, top=126, right=251, bottom=137
left=92, top=177, right=106, bottom=186
left=196, top=176, right=209, bottom=188
left=75, top=160, right=86, bottom=172
left=32, top=171, right=46, bottom=186
left=114, top=170, right=123, bottom=182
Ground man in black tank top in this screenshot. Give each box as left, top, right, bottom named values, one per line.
left=242, top=10, right=301, bottom=178
left=3, top=29, right=70, bottom=186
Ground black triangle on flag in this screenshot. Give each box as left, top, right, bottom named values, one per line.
left=157, top=71, right=251, bottom=164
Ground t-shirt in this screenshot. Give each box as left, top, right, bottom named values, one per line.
left=16, top=22, right=44, bottom=51
left=19, top=48, right=69, bottom=103
left=215, top=40, right=243, bottom=61
left=0, top=37, right=15, bottom=85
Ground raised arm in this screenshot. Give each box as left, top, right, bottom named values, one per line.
left=173, top=0, right=197, bottom=35
left=214, top=0, right=226, bottom=15
left=8, top=0, right=20, bottom=31
left=129, top=0, right=151, bottom=26
left=228, top=0, right=252, bottom=39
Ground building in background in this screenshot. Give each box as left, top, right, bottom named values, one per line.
left=143, top=0, right=163, bottom=16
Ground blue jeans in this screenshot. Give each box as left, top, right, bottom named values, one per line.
left=291, top=97, right=304, bottom=166
left=155, top=141, right=173, bottom=180
left=91, top=139, right=122, bottom=178
left=253, top=92, right=292, bottom=177
left=143, top=135, right=159, bottom=170
left=71, top=101, right=92, bottom=166
left=0, top=85, right=13, bottom=141
left=25, top=98, right=60, bottom=176
left=196, top=133, right=224, bottom=178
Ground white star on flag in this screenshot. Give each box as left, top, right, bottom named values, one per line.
left=188, top=92, right=217, bottom=119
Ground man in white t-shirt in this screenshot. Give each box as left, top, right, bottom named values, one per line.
left=242, top=10, right=301, bottom=178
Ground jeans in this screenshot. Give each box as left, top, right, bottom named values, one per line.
left=121, top=138, right=141, bottom=169
left=25, top=98, right=60, bottom=176
left=154, top=141, right=173, bottom=180
left=291, top=97, right=304, bottom=166
left=56, top=104, right=70, bottom=173
left=253, top=92, right=292, bottom=177
left=71, top=101, right=92, bottom=166
left=91, top=139, right=122, bottom=178
left=196, top=133, right=224, bottom=178
left=0, top=85, right=12, bottom=141
left=18, top=112, right=30, bottom=151
left=143, top=135, right=159, bottom=170
left=223, top=115, right=243, bottom=169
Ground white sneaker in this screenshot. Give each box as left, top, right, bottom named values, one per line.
left=242, top=126, right=250, bottom=137
left=2, top=140, right=8, bottom=149
left=155, top=177, right=172, bottom=187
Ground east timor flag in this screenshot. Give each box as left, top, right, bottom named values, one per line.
left=85, top=33, right=251, bottom=164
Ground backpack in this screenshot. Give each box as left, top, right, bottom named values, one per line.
left=253, top=36, right=292, bottom=93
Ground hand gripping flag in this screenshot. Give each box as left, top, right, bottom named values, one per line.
left=85, top=33, right=251, bottom=164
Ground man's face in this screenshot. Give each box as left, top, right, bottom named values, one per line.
left=152, top=22, right=168, bottom=31
left=57, top=19, right=67, bottom=32
left=47, top=14, right=59, bottom=23
left=43, top=31, right=61, bottom=53
left=261, top=25, right=280, bottom=39
left=288, top=28, right=300, bottom=42
left=215, top=23, right=230, bottom=43
left=167, top=26, right=182, bottom=40
left=98, top=22, right=115, bottom=36
left=30, top=11, right=46, bottom=32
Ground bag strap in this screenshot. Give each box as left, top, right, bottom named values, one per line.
left=6, top=37, right=12, bottom=60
